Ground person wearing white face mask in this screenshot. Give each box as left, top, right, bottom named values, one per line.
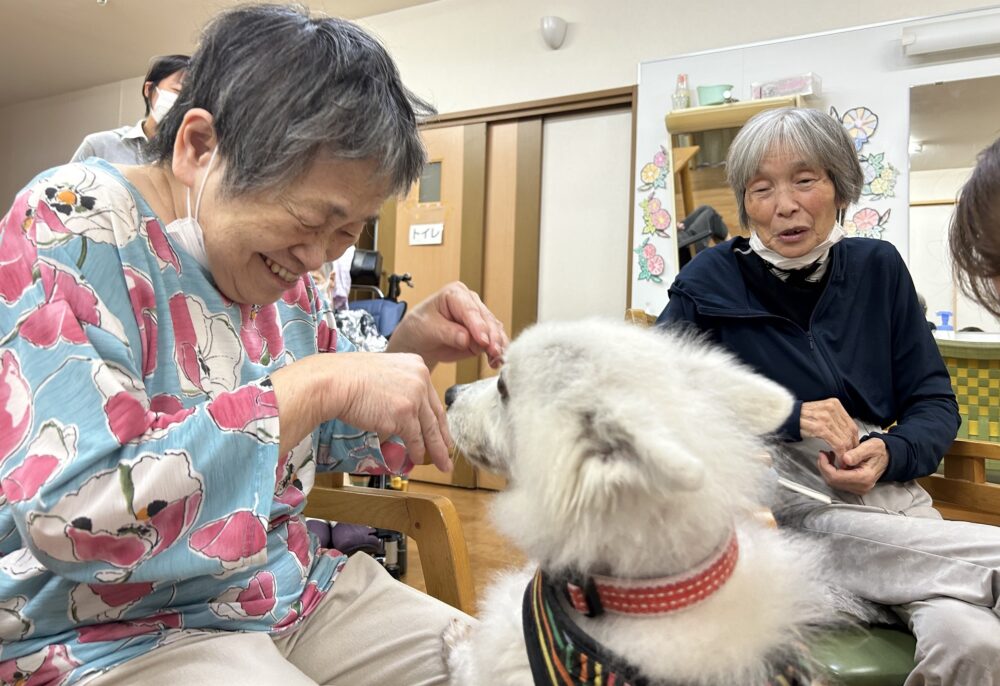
left=658, top=107, right=1000, bottom=685
left=70, top=53, right=189, bottom=165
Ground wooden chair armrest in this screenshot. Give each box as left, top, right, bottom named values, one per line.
left=920, top=438, right=1000, bottom=527
left=304, top=484, right=476, bottom=615
left=918, top=474, right=1000, bottom=526
left=944, top=438, right=1000, bottom=484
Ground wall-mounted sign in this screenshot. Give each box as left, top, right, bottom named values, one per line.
left=408, top=222, right=444, bottom=246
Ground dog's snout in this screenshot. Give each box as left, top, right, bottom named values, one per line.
left=445, top=383, right=470, bottom=408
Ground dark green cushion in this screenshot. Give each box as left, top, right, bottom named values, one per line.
left=808, top=625, right=917, bottom=686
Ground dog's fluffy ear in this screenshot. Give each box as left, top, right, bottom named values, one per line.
left=577, top=410, right=705, bottom=493
left=716, top=365, right=795, bottom=435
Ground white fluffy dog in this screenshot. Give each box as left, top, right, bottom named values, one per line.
left=444, top=319, right=831, bottom=685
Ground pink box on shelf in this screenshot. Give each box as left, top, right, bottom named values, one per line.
left=751, top=72, right=822, bottom=100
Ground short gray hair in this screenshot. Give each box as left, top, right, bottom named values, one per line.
left=726, top=108, right=863, bottom=229
left=149, top=4, right=435, bottom=197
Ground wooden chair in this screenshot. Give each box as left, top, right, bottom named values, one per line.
left=304, top=473, right=476, bottom=615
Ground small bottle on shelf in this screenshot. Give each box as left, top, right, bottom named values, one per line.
left=672, top=73, right=691, bottom=110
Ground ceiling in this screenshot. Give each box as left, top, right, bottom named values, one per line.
left=0, top=0, right=438, bottom=107
left=909, top=75, right=1000, bottom=171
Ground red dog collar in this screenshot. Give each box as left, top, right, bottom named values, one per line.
left=565, top=531, right=739, bottom=616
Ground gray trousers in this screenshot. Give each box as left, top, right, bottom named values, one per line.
left=775, top=435, right=1000, bottom=686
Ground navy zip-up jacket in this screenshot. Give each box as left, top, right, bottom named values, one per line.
left=657, top=237, right=960, bottom=483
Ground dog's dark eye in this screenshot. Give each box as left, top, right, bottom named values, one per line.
left=496, top=375, right=509, bottom=403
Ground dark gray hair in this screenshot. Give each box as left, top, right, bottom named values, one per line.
left=148, top=4, right=435, bottom=197
left=726, top=108, right=863, bottom=229
left=950, top=136, right=1000, bottom=318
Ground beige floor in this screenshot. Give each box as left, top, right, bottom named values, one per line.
left=397, top=482, right=525, bottom=615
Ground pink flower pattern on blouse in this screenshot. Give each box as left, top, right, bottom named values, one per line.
left=0, top=161, right=401, bottom=683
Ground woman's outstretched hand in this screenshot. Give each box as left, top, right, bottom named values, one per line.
left=270, top=352, right=454, bottom=471
left=387, top=282, right=508, bottom=370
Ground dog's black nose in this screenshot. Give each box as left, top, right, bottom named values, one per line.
left=444, top=384, right=468, bottom=408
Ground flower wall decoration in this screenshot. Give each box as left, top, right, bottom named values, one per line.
left=844, top=207, right=892, bottom=240
left=638, top=146, right=670, bottom=192
left=634, top=237, right=666, bottom=283
left=830, top=104, right=898, bottom=239
left=640, top=193, right=671, bottom=238
left=859, top=152, right=898, bottom=200
left=830, top=106, right=879, bottom=152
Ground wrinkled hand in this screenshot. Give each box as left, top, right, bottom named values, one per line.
left=816, top=438, right=889, bottom=495
left=388, top=282, right=508, bottom=370
left=271, top=352, right=454, bottom=471
left=800, top=398, right=859, bottom=460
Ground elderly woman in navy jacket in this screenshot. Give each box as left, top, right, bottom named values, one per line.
left=658, top=107, right=1000, bottom=686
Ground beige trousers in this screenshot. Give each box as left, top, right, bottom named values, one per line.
left=84, top=553, right=471, bottom=686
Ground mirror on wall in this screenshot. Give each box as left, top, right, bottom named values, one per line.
left=908, top=75, right=1000, bottom=333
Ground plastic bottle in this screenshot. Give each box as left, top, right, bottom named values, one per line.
left=672, top=73, right=691, bottom=110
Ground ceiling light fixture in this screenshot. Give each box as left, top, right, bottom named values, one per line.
left=901, top=12, right=1000, bottom=56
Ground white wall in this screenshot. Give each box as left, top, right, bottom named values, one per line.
left=359, top=0, right=997, bottom=115
left=0, top=77, right=144, bottom=207
left=537, top=109, right=632, bottom=321
left=909, top=167, right=998, bottom=332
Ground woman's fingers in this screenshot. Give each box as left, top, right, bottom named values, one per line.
left=441, top=284, right=507, bottom=362
left=417, top=392, right=452, bottom=472
left=395, top=356, right=451, bottom=471
left=801, top=398, right=859, bottom=457
left=429, top=380, right=454, bottom=450
left=816, top=450, right=878, bottom=495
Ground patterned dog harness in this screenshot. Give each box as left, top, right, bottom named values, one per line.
left=523, top=568, right=649, bottom=686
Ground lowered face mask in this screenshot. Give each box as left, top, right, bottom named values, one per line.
left=164, top=147, right=217, bottom=269
left=749, top=222, right=846, bottom=271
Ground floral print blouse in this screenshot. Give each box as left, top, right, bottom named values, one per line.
left=0, top=160, right=406, bottom=685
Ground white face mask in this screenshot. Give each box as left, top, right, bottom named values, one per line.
left=164, top=147, right=218, bottom=269
left=749, top=222, right=846, bottom=270
left=150, top=88, right=178, bottom=123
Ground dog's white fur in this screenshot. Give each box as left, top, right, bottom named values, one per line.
left=445, top=319, right=831, bottom=685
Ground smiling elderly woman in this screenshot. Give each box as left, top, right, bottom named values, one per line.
left=658, top=107, right=1000, bottom=685
left=0, top=5, right=506, bottom=685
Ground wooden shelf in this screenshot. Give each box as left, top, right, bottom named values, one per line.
left=665, top=95, right=802, bottom=134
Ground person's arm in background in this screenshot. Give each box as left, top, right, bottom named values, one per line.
left=69, top=135, right=96, bottom=163
left=867, top=248, right=960, bottom=482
